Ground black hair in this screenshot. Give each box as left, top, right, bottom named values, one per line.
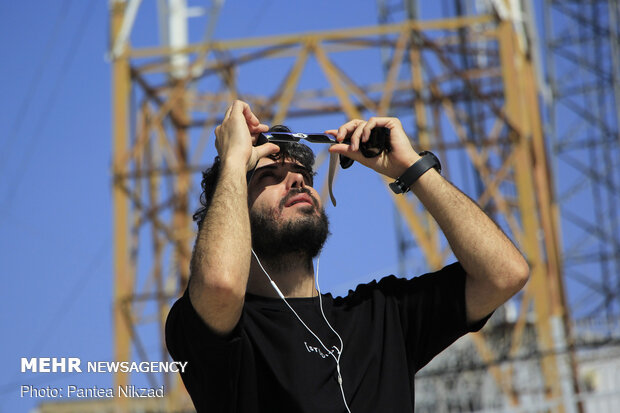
left=193, top=125, right=316, bottom=229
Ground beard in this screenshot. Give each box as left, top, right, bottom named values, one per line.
left=250, top=189, right=330, bottom=267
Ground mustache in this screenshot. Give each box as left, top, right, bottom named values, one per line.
left=279, top=188, right=319, bottom=210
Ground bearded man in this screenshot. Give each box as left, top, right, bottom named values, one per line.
left=165, top=100, right=529, bottom=413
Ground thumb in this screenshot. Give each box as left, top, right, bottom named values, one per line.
left=328, top=144, right=364, bottom=163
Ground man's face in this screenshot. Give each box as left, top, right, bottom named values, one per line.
left=248, top=157, right=329, bottom=259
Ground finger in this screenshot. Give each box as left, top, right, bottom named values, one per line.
left=363, top=116, right=396, bottom=125
left=328, top=143, right=364, bottom=163
left=361, top=118, right=377, bottom=143
left=250, top=124, right=269, bottom=145
left=350, top=121, right=367, bottom=151
left=371, top=117, right=402, bottom=134
left=324, top=129, right=338, bottom=136
left=249, top=123, right=269, bottom=134
left=223, top=102, right=234, bottom=120
left=336, top=124, right=355, bottom=142
left=254, top=142, right=280, bottom=160
left=227, top=100, right=250, bottom=123
left=239, top=101, right=261, bottom=126
left=214, top=126, right=223, bottom=153
left=337, top=125, right=350, bottom=142
left=336, top=119, right=363, bottom=142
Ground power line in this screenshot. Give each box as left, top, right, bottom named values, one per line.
left=0, top=0, right=73, bottom=175
left=242, top=0, right=273, bottom=37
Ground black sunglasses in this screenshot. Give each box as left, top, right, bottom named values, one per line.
left=258, top=127, right=391, bottom=164
left=259, top=132, right=338, bottom=145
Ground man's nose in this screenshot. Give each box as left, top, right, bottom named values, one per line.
left=286, top=171, right=306, bottom=190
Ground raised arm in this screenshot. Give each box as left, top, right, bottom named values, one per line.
left=408, top=167, right=529, bottom=323
left=327, top=117, right=529, bottom=324
left=189, top=101, right=278, bottom=334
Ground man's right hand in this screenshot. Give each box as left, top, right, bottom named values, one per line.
left=214, top=100, right=280, bottom=170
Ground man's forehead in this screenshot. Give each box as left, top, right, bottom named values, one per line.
left=255, top=157, right=305, bottom=170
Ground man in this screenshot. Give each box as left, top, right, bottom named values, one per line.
left=165, top=100, right=529, bottom=412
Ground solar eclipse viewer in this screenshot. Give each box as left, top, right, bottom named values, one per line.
left=259, top=126, right=391, bottom=164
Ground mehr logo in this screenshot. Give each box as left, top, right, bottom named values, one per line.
left=21, top=358, right=82, bottom=373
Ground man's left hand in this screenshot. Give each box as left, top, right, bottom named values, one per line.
left=326, top=117, right=420, bottom=179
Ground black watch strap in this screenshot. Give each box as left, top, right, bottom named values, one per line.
left=389, top=151, right=441, bottom=194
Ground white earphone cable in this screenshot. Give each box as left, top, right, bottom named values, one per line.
left=315, top=256, right=350, bottom=413
left=315, top=255, right=344, bottom=360
left=251, top=249, right=352, bottom=413
left=251, top=250, right=339, bottom=364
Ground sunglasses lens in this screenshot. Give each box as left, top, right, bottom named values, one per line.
left=305, top=134, right=336, bottom=144
left=268, top=133, right=299, bottom=142
left=261, top=132, right=337, bottom=145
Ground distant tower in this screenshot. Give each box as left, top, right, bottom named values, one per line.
left=543, top=0, right=620, bottom=321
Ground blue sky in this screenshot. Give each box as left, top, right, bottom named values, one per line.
left=0, top=1, right=611, bottom=412
left=1, top=1, right=114, bottom=411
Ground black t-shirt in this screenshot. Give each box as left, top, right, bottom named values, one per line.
left=165, top=262, right=488, bottom=413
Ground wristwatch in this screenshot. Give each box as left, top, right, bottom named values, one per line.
left=389, top=151, right=441, bottom=194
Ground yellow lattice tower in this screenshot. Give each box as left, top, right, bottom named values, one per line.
left=106, top=1, right=579, bottom=411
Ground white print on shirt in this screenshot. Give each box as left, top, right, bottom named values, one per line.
left=303, top=341, right=339, bottom=359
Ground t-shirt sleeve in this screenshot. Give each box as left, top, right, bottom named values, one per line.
left=379, top=262, right=490, bottom=372
left=165, top=288, right=246, bottom=412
